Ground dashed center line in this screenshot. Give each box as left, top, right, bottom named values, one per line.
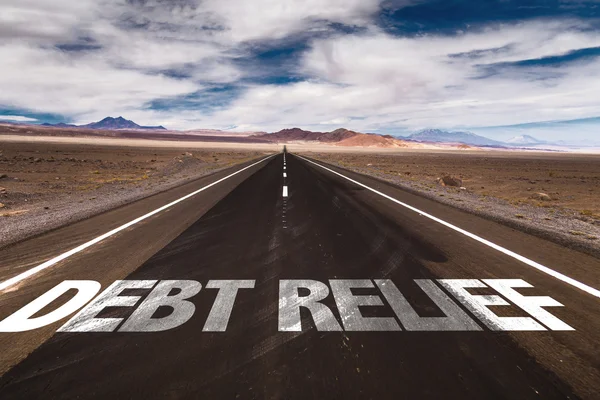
left=282, top=152, right=288, bottom=229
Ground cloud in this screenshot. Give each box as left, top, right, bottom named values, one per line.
left=200, top=0, right=380, bottom=42
left=0, top=115, right=38, bottom=122
left=198, top=20, right=600, bottom=133
left=1, top=0, right=600, bottom=139
left=0, top=0, right=383, bottom=127
left=0, top=43, right=199, bottom=119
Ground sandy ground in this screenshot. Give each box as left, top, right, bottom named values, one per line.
left=0, top=138, right=274, bottom=248
left=301, top=151, right=600, bottom=257
left=1, top=134, right=598, bottom=256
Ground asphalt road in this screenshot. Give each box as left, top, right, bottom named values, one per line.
left=0, top=151, right=599, bottom=399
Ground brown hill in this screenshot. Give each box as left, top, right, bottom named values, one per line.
left=318, top=128, right=360, bottom=142
left=257, top=128, right=325, bottom=142
left=256, top=127, right=361, bottom=143
left=337, top=133, right=409, bottom=148
left=255, top=127, right=410, bottom=148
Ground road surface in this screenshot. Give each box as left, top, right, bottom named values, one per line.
left=0, top=151, right=599, bottom=399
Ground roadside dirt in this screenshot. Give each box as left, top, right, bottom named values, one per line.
left=303, top=151, right=600, bottom=256
left=0, top=141, right=270, bottom=248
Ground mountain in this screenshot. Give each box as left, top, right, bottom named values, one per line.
left=41, top=116, right=166, bottom=130
left=84, top=116, right=166, bottom=130
left=319, top=128, right=361, bottom=142
left=337, top=133, right=408, bottom=148
left=260, top=128, right=325, bottom=141
left=256, top=127, right=413, bottom=147
left=41, top=122, right=78, bottom=128
left=506, top=135, right=546, bottom=145
left=256, top=127, right=361, bottom=142
left=404, top=129, right=505, bottom=147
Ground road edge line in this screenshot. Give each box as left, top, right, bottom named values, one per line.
left=0, top=154, right=276, bottom=291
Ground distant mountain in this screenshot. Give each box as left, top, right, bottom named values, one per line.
left=255, top=127, right=414, bottom=148
left=337, top=133, right=408, bottom=148
left=257, top=127, right=361, bottom=142
left=506, top=135, right=546, bottom=145
left=84, top=116, right=166, bottom=130
left=404, top=129, right=505, bottom=147
left=319, top=128, right=361, bottom=142
left=260, top=128, right=325, bottom=141
left=42, top=116, right=166, bottom=130
left=41, top=122, right=77, bottom=128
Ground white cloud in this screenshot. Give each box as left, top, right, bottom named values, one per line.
left=1, top=0, right=600, bottom=139
left=201, top=0, right=380, bottom=42
left=198, top=20, right=600, bottom=134
left=0, top=115, right=38, bottom=122
left=0, top=43, right=199, bottom=118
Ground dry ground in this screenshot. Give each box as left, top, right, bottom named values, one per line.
left=305, top=151, right=600, bottom=215
left=0, top=140, right=272, bottom=247
left=303, top=151, right=600, bottom=255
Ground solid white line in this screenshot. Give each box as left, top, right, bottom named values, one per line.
left=297, top=154, right=600, bottom=298
left=283, top=186, right=288, bottom=197
left=0, top=155, right=275, bottom=291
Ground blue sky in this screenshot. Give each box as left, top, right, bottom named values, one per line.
left=1, top=0, right=600, bottom=141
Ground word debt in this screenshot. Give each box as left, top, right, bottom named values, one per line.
left=0, top=279, right=573, bottom=333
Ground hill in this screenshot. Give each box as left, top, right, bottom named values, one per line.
left=257, top=128, right=326, bottom=141
left=405, top=129, right=505, bottom=147
left=337, top=133, right=408, bottom=148
left=506, top=135, right=545, bottom=145
left=256, top=127, right=363, bottom=142
left=42, top=116, right=166, bottom=131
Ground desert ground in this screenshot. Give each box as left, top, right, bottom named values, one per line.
left=0, top=138, right=275, bottom=247
left=300, top=150, right=600, bottom=256
left=1, top=130, right=598, bottom=256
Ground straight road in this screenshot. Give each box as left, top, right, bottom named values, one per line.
left=0, top=151, right=599, bottom=399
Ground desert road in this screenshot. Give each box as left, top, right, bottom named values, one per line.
left=0, top=151, right=599, bottom=399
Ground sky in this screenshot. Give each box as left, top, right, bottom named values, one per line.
left=1, top=0, right=600, bottom=142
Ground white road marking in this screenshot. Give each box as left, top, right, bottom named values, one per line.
left=0, top=155, right=275, bottom=292
left=283, top=172, right=287, bottom=178
left=283, top=186, right=288, bottom=197
left=297, top=155, right=600, bottom=299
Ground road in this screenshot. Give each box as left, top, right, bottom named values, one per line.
left=0, top=151, right=599, bottom=399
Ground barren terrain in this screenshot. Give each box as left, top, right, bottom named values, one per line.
left=302, top=151, right=600, bottom=255
left=0, top=140, right=272, bottom=247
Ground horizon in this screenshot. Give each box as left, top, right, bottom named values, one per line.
left=1, top=1, right=600, bottom=142
left=1, top=115, right=597, bottom=146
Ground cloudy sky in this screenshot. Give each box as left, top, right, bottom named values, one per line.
left=1, top=0, right=600, bottom=141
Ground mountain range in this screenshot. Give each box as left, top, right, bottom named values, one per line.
left=255, top=128, right=361, bottom=142
left=255, top=128, right=409, bottom=148
left=258, top=127, right=550, bottom=148
left=397, top=129, right=576, bottom=148
left=505, top=135, right=546, bottom=145
left=401, top=129, right=506, bottom=147
left=8, top=115, right=593, bottom=148
left=42, top=116, right=166, bottom=130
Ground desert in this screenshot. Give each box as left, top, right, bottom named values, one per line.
left=298, top=150, right=600, bottom=256
left=0, top=136, right=273, bottom=248
left=1, top=122, right=598, bottom=258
